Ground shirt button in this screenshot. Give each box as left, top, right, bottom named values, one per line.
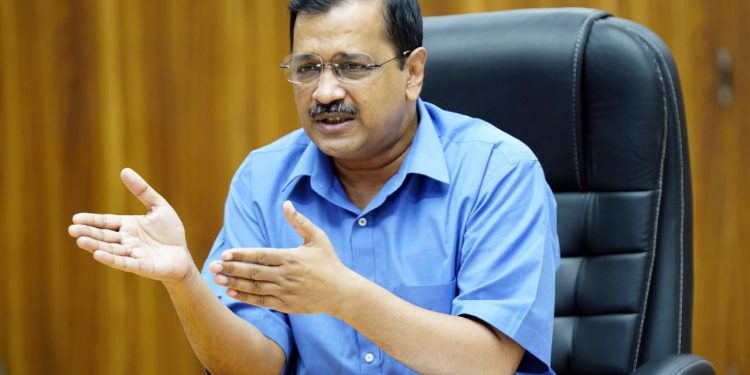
left=364, top=352, right=375, bottom=363
left=357, top=217, right=368, bottom=227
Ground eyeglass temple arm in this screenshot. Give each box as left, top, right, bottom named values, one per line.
left=368, top=50, right=412, bottom=68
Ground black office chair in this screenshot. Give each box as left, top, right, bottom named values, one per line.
left=422, top=8, right=715, bottom=375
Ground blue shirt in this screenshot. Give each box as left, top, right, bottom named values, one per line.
left=201, top=99, right=560, bottom=374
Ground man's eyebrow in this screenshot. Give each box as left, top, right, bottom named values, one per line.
left=334, top=51, right=365, bottom=59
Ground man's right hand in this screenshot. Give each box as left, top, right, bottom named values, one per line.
left=68, top=168, right=195, bottom=285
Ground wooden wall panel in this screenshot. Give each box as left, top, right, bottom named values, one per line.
left=1, top=1, right=747, bottom=374
left=688, top=1, right=750, bottom=373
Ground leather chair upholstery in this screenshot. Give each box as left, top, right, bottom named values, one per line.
left=421, top=8, right=715, bottom=375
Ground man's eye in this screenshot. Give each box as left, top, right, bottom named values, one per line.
left=296, top=63, right=320, bottom=74
left=339, top=62, right=367, bottom=72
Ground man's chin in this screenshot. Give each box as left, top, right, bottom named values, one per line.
left=314, top=140, right=361, bottom=160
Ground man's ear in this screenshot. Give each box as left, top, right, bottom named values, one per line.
left=405, top=47, right=427, bottom=101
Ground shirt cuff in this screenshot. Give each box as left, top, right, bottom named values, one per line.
left=453, top=300, right=551, bottom=373
left=224, top=299, right=293, bottom=363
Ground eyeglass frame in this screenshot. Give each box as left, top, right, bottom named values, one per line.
left=280, top=50, right=412, bottom=85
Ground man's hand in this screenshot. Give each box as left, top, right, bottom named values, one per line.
left=68, top=168, right=194, bottom=284
left=209, top=201, right=360, bottom=315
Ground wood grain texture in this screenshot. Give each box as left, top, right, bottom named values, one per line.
left=1, top=1, right=747, bottom=373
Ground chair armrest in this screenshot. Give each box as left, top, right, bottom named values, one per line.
left=632, top=354, right=716, bottom=375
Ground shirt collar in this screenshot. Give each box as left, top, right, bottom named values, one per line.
left=402, top=98, right=450, bottom=184
left=281, top=98, right=450, bottom=195
left=281, top=134, right=334, bottom=195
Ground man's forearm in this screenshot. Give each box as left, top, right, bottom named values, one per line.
left=163, top=267, right=285, bottom=375
left=335, top=274, right=524, bottom=375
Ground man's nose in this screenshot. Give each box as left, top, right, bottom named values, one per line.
left=312, top=66, right=346, bottom=104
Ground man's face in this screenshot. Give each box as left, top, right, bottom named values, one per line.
left=291, top=0, right=415, bottom=164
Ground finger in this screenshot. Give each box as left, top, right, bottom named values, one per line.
left=222, top=248, right=286, bottom=266
left=68, top=224, right=122, bottom=243
left=76, top=236, right=129, bottom=256
left=93, top=250, right=140, bottom=273
left=282, top=201, right=324, bottom=244
left=71, top=213, right=122, bottom=230
left=210, top=260, right=279, bottom=282
left=120, top=168, right=167, bottom=209
left=226, top=288, right=284, bottom=310
left=215, top=274, right=280, bottom=296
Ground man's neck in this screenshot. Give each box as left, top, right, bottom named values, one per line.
left=334, top=144, right=410, bottom=211
left=333, top=114, right=419, bottom=211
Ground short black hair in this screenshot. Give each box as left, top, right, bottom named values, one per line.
left=287, top=0, right=422, bottom=68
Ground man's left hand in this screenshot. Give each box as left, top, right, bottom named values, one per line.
left=209, top=201, right=359, bottom=316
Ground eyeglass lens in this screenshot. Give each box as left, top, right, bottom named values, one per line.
left=283, top=53, right=376, bottom=84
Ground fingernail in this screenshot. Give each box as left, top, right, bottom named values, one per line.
left=216, top=274, right=228, bottom=284
left=209, top=261, right=222, bottom=272
left=227, top=289, right=237, bottom=297
left=285, top=200, right=295, bottom=213
left=222, top=251, right=233, bottom=261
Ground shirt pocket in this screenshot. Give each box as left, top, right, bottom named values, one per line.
left=393, top=280, right=457, bottom=314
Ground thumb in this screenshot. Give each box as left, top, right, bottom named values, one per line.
left=120, top=168, right=168, bottom=209
left=283, top=201, right=324, bottom=245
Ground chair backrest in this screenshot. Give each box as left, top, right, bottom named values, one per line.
left=422, top=8, right=692, bottom=374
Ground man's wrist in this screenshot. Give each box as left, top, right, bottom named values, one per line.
left=329, top=269, right=378, bottom=321
left=326, top=268, right=360, bottom=318
left=162, top=261, right=201, bottom=291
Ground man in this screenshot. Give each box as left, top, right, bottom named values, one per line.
left=68, top=0, right=559, bottom=373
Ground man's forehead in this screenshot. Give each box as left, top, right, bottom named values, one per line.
left=292, top=0, right=389, bottom=53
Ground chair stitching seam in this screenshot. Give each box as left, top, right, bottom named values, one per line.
left=624, top=27, right=687, bottom=354
left=570, top=12, right=599, bottom=191
left=612, top=24, right=669, bottom=371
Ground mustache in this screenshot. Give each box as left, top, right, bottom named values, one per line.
left=308, top=102, right=359, bottom=118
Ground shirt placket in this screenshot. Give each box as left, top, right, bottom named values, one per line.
left=350, top=213, right=382, bottom=373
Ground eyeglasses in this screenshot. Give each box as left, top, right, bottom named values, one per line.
left=280, top=50, right=411, bottom=85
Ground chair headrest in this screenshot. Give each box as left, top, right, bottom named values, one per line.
left=424, top=8, right=675, bottom=192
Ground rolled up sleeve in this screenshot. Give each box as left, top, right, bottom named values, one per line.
left=200, top=163, right=295, bottom=364
left=452, top=156, right=560, bottom=373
